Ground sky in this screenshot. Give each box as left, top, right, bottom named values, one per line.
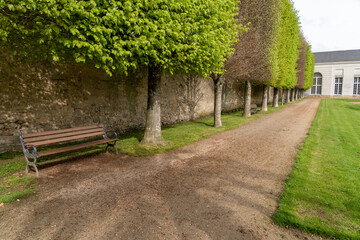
left=293, top=0, right=360, bottom=52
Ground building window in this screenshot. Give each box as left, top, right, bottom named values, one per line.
left=334, top=77, right=343, bottom=95
left=354, top=77, right=360, bottom=95
left=311, top=73, right=322, bottom=95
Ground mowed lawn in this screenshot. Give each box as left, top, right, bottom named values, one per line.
left=274, top=99, right=360, bottom=239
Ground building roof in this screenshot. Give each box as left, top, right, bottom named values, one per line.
left=314, top=50, right=360, bottom=63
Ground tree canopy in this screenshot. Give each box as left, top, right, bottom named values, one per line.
left=224, top=0, right=280, bottom=83
left=224, top=0, right=306, bottom=91
left=296, top=33, right=307, bottom=89
left=303, top=43, right=315, bottom=90
left=269, top=0, right=301, bottom=89
left=0, top=0, right=243, bottom=76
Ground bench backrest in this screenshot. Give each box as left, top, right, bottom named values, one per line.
left=21, top=125, right=105, bottom=146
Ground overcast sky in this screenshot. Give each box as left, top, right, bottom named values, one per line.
left=293, top=0, right=360, bottom=52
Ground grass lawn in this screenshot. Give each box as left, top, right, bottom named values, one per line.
left=274, top=99, right=360, bottom=240
left=0, top=100, right=298, bottom=204
left=0, top=159, right=36, bottom=204
left=116, top=101, right=297, bottom=156
left=117, top=110, right=258, bottom=156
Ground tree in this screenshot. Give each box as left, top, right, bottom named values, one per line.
left=269, top=0, right=301, bottom=93
left=211, top=73, right=225, bottom=127
left=0, top=0, right=241, bottom=143
left=224, top=0, right=282, bottom=117
left=295, top=33, right=307, bottom=100
left=303, top=43, right=315, bottom=91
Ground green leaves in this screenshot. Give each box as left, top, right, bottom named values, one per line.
left=0, top=0, right=241, bottom=77
left=269, top=0, right=301, bottom=89
left=304, top=44, right=315, bottom=90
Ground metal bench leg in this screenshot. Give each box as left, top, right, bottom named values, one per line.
left=24, top=156, right=30, bottom=175
left=33, top=164, right=39, bottom=178
left=20, top=138, right=40, bottom=177
left=27, top=158, right=39, bottom=177
left=114, top=144, right=119, bottom=155
left=105, top=142, right=118, bottom=155
left=28, top=162, right=39, bottom=178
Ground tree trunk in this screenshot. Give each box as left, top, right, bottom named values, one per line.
left=286, top=89, right=290, bottom=103
left=273, top=88, right=279, bottom=107
left=212, top=74, right=223, bottom=127
left=295, top=89, right=298, bottom=100
left=244, top=80, right=252, bottom=117
left=291, top=89, right=295, bottom=102
left=293, top=89, right=296, bottom=101
left=142, top=65, right=163, bottom=144
left=261, top=85, right=268, bottom=112
left=281, top=89, right=284, bottom=106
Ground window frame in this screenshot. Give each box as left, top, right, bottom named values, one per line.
left=311, top=73, right=322, bottom=95
left=354, top=77, right=360, bottom=95
left=334, top=77, right=343, bottom=95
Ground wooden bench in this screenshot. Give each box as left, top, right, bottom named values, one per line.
left=250, top=104, right=260, bottom=114
left=19, top=125, right=118, bottom=177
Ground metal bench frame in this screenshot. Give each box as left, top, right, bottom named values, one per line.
left=19, top=125, right=118, bottom=177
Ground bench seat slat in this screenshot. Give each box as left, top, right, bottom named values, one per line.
left=37, top=139, right=117, bottom=157
left=22, top=125, right=102, bottom=138
left=24, top=128, right=105, bottom=143
left=27, top=131, right=105, bottom=146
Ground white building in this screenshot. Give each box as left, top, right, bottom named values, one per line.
left=307, top=50, right=360, bottom=96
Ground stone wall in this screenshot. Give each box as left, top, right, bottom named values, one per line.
left=0, top=59, right=272, bottom=152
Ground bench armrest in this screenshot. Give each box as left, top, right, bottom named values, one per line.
left=24, top=144, right=39, bottom=158
left=105, top=131, right=118, bottom=140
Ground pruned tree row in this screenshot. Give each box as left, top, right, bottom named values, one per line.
left=0, top=0, right=315, bottom=141
left=222, top=0, right=315, bottom=120
left=0, top=0, right=246, bottom=142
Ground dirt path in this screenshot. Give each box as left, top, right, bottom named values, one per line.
left=0, top=99, right=324, bottom=240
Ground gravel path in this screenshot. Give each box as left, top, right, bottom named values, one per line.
left=0, top=99, right=325, bottom=240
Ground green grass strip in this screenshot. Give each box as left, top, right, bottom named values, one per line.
left=274, top=99, right=360, bottom=240
left=0, top=175, right=36, bottom=203
left=117, top=110, right=259, bottom=156
left=117, top=101, right=300, bottom=156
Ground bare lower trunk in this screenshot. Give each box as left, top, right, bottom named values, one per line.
left=273, top=88, right=279, bottom=107
left=212, top=74, right=223, bottom=127
left=261, top=85, right=268, bottom=112
left=293, top=89, right=296, bottom=101
left=288, top=89, right=291, bottom=103
left=291, top=89, right=295, bottom=102
left=286, top=89, right=290, bottom=104
left=281, top=89, right=284, bottom=105
left=244, top=80, right=252, bottom=117
left=142, top=65, right=163, bottom=144
left=295, top=89, right=298, bottom=100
